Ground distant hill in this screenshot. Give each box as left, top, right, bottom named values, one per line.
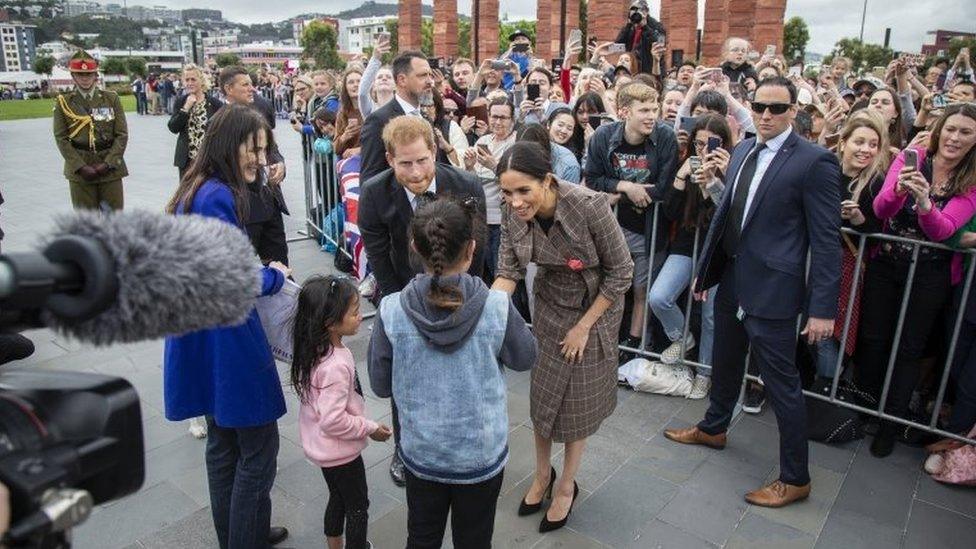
left=290, top=2, right=434, bottom=22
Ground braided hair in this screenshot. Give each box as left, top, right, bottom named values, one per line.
left=410, top=197, right=479, bottom=312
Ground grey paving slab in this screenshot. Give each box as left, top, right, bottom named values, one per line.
left=904, top=500, right=976, bottom=549
left=656, top=461, right=757, bottom=546
left=631, top=420, right=713, bottom=484
left=750, top=464, right=845, bottom=536
left=706, top=415, right=778, bottom=480
left=571, top=463, right=679, bottom=547
left=551, top=422, right=644, bottom=491
left=530, top=528, right=612, bottom=548
left=135, top=507, right=219, bottom=549
left=815, top=510, right=904, bottom=549
left=836, top=446, right=919, bottom=529
left=915, top=473, right=976, bottom=520
left=726, top=512, right=817, bottom=549
left=619, top=518, right=716, bottom=549
left=74, top=481, right=200, bottom=549
left=807, top=438, right=860, bottom=474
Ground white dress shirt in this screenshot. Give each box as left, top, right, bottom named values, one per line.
left=730, top=126, right=793, bottom=228
left=404, top=178, right=438, bottom=211
left=395, top=93, right=420, bottom=117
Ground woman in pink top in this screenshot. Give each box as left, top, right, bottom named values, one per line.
left=291, top=276, right=393, bottom=549
left=856, top=103, right=976, bottom=458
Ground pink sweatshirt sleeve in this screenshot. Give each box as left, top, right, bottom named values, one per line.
left=874, top=148, right=910, bottom=220
left=918, top=189, right=976, bottom=242
left=315, top=362, right=378, bottom=441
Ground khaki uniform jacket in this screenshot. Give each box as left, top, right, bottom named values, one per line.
left=53, top=88, right=129, bottom=183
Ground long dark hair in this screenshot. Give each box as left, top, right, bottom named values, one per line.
left=166, top=104, right=273, bottom=222
left=516, top=123, right=553, bottom=168
left=548, top=107, right=583, bottom=160
left=683, top=114, right=732, bottom=230
left=290, top=275, right=359, bottom=405
left=410, top=198, right=479, bottom=312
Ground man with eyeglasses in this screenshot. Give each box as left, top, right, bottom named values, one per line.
left=665, top=76, right=841, bottom=509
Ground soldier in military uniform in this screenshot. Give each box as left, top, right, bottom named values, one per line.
left=52, top=50, right=128, bottom=210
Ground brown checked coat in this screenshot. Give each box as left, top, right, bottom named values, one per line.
left=497, top=181, right=633, bottom=441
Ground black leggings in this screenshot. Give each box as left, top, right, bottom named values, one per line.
left=321, top=456, right=369, bottom=548
left=855, top=257, right=951, bottom=420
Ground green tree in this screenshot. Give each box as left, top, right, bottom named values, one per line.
left=32, top=55, right=56, bottom=76
left=385, top=19, right=399, bottom=57
left=947, top=36, right=976, bottom=62
left=782, top=16, right=810, bottom=62
left=301, top=21, right=345, bottom=70
left=100, top=57, right=129, bottom=75
left=126, top=57, right=147, bottom=78
left=498, top=20, right=536, bottom=54
left=421, top=18, right=434, bottom=56
left=215, top=52, right=242, bottom=68
left=458, top=19, right=471, bottom=59
left=829, top=38, right=894, bottom=75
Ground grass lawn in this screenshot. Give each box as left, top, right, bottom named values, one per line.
left=0, top=95, right=137, bottom=121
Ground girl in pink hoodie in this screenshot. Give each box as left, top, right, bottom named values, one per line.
left=292, top=275, right=392, bottom=549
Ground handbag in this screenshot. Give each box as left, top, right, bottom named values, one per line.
left=617, top=358, right=694, bottom=397
left=256, top=278, right=301, bottom=363
left=805, top=377, right=876, bottom=444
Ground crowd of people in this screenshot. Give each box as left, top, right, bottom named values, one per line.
left=47, top=1, right=976, bottom=547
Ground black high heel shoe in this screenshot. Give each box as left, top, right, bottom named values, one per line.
left=518, top=466, right=556, bottom=516
left=539, top=481, right=579, bottom=533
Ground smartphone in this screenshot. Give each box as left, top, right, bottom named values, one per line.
left=428, top=57, right=441, bottom=71
left=527, top=83, right=540, bottom=101
left=707, top=136, right=721, bottom=153
left=671, top=49, right=684, bottom=67
left=689, top=156, right=703, bottom=173
left=468, top=104, right=489, bottom=124
left=764, top=45, right=776, bottom=57
left=512, top=43, right=530, bottom=53
left=872, top=66, right=886, bottom=79
left=932, top=93, right=949, bottom=109
left=679, top=116, right=698, bottom=133
left=375, top=32, right=391, bottom=43
left=608, top=43, right=627, bottom=54
left=477, top=143, right=491, bottom=154
left=904, top=149, right=919, bottom=170
left=788, top=65, right=802, bottom=78
left=490, top=60, right=509, bottom=71
left=824, top=133, right=841, bottom=148
left=551, top=58, right=563, bottom=73
left=569, top=28, right=582, bottom=45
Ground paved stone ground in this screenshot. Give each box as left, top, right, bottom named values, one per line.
left=2, top=114, right=975, bottom=548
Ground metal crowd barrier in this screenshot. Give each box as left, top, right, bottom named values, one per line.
left=297, top=137, right=354, bottom=266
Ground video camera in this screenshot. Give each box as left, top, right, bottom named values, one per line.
left=0, top=236, right=144, bottom=548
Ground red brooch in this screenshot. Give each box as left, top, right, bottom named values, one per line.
left=566, top=258, right=585, bottom=272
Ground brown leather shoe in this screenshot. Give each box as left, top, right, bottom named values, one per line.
left=744, top=480, right=811, bottom=508
left=663, top=426, right=727, bottom=449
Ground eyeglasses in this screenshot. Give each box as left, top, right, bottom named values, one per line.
left=751, top=102, right=792, bottom=115
left=729, top=47, right=748, bottom=53
left=489, top=115, right=512, bottom=121
left=856, top=89, right=873, bottom=97
left=694, top=140, right=709, bottom=150
left=444, top=108, right=458, bottom=116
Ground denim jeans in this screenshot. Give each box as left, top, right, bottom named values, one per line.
left=205, top=417, right=279, bottom=549
left=816, top=338, right=842, bottom=379
left=647, top=254, right=715, bottom=370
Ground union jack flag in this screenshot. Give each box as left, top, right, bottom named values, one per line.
left=336, top=156, right=371, bottom=281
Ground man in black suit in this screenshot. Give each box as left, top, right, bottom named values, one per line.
left=359, top=50, right=434, bottom=184
left=218, top=66, right=290, bottom=265
left=360, top=116, right=487, bottom=486
left=665, top=77, right=841, bottom=508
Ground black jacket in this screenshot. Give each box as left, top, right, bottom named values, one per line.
left=359, top=163, right=487, bottom=298
left=359, top=96, right=407, bottom=184
left=615, top=19, right=667, bottom=77
left=167, top=93, right=223, bottom=170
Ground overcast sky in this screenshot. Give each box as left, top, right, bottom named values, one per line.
left=160, top=0, right=974, bottom=55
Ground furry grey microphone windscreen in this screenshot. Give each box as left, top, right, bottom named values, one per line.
left=42, top=209, right=261, bottom=345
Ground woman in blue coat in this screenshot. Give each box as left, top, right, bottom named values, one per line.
left=164, top=103, right=291, bottom=549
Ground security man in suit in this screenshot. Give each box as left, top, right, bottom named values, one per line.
left=53, top=49, right=128, bottom=210
left=664, top=76, right=841, bottom=508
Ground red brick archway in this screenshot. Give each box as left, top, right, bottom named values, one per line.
left=399, top=0, right=786, bottom=66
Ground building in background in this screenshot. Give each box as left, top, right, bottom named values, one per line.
left=63, top=0, right=103, bottom=17
left=37, top=40, right=71, bottom=59
left=89, top=48, right=184, bottom=73
left=921, top=30, right=976, bottom=57
left=343, top=16, right=390, bottom=54
left=200, top=27, right=240, bottom=63
left=292, top=16, right=339, bottom=43
left=0, top=22, right=37, bottom=72
left=216, top=41, right=303, bottom=68
left=182, top=9, right=222, bottom=23
left=142, top=27, right=194, bottom=63
left=125, top=5, right=181, bottom=24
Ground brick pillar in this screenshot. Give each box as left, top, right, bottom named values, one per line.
left=662, top=0, right=698, bottom=64
left=472, top=0, right=500, bottom=64
left=701, top=0, right=729, bottom=64
left=544, top=0, right=579, bottom=62
left=586, top=0, right=628, bottom=45
left=537, top=0, right=553, bottom=61
left=399, top=0, right=423, bottom=51
left=752, top=0, right=787, bottom=57
left=433, top=0, right=458, bottom=59
left=726, top=0, right=757, bottom=46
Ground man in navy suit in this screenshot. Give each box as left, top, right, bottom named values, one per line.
left=665, top=76, right=841, bottom=508
left=359, top=50, right=434, bottom=184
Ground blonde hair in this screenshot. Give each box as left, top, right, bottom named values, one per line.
left=837, top=110, right=891, bottom=202
left=617, top=82, right=659, bottom=109
left=182, top=63, right=211, bottom=92
left=573, top=68, right=604, bottom=100
left=382, top=115, right=435, bottom=156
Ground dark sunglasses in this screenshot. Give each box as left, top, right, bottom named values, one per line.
left=444, top=108, right=458, bottom=115
left=751, top=102, right=792, bottom=115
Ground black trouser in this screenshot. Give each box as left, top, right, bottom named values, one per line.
left=947, top=313, right=976, bottom=434
left=855, top=257, right=951, bottom=421
left=321, top=456, right=369, bottom=548
left=698, top=264, right=810, bottom=486
left=405, top=468, right=503, bottom=549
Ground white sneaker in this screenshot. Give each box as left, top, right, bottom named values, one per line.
left=660, top=334, right=695, bottom=365
left=687, top=375, right=711, bottom=400
left=359, top=273, right=377, bottom=298
left=188, top=417, right=208, bottom=439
